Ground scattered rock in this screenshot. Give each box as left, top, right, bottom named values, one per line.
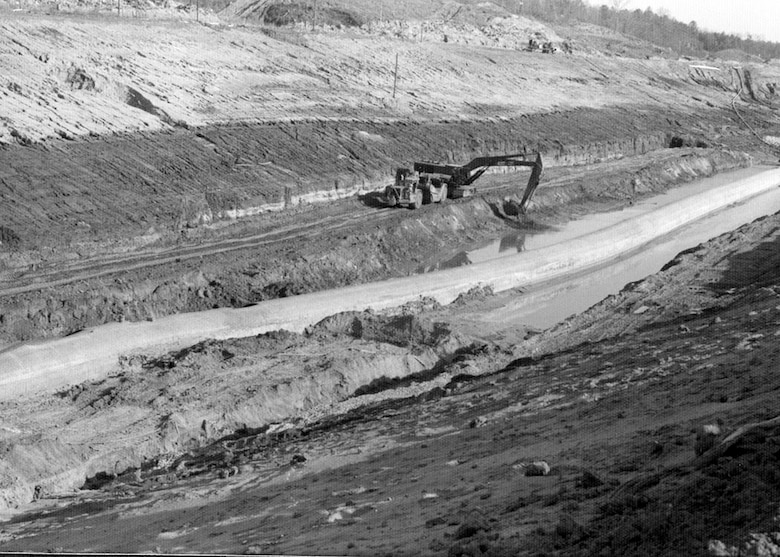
left=708, top=533, right=780, bottom=556
left=452, top=285, right=495, bottom=307
left=0, top=226, right=21, bottom=248
left=576, top=470, right=604, bottom=489
left=332, top=486, right=366, bottom=497
left=695, top=423, right=722, bottom=456
left=555, top=514, right=586, bottom=541
left=9, top=128, right=32, bottom=146
left=469, top=416, right=488, bottom=428
left=448, top=530, right=502, bottom=557
left=65, top=66, right=95, bottom=91
left=736, top=334, right=764, bottom=350
left=709, top=539, right=734, bottom=556
left=524, top=461, right=551, bottom=477
left=454, top=522, right=485, bottom=540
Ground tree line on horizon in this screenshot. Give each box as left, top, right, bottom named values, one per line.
left=514, top=0, right=780, bottom=60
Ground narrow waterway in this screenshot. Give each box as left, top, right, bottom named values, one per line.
left=468, top=167, right=780, bottom=329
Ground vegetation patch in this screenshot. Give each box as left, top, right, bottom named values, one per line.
left=263, top=2, right=362, bottom=27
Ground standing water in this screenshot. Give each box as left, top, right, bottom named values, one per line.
left=430, top=166, right=780, bottom=329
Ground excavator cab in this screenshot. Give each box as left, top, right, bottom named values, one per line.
left=385, top=168, right=423, bottom=209
left=395, top=168, right=416, bottom=188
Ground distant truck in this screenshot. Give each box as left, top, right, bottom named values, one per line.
left=384, top=152, right=544, bottom=212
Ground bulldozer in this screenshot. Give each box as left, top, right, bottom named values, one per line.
left=384, top=152, right=543, bottom=212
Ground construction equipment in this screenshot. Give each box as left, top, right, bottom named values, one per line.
left=384, top=152, right=543, bottom=213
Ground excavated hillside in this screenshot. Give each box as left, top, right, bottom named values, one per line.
left=1, top=1, right=780, bottom=555
left=1, top=6, right=779, bottom=346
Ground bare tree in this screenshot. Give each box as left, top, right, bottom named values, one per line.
left=611, top=0, right=630, bottom=32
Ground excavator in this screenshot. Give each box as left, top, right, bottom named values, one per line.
left=384, top=152, right=543, bottom=212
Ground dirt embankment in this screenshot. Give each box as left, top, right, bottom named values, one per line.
left=1, top=211, right=778, bottom=555
left=0, top=306, right=476, bottom=510
left=0, top=144, right=752, bottom=345
left=0, top=108, right=702, bottom=256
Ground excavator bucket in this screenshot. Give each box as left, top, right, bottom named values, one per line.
left=518, top=153, right=543, bottom=213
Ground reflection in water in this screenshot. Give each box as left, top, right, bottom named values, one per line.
left=426, top=167, right=775, bottom=272
left=420, top=167, right=779, bottom=276
left=477, top=184, right=780, bottom=330
left=418, top=251, right=472, bottom=273
left=498, top=231, right=527, bottom=254
left=419, top=232, right=528, bottom=273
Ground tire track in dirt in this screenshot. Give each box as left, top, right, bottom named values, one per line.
left=0, top=204, right=397, bottom=297
left=2, top=173, right=533, bottom=297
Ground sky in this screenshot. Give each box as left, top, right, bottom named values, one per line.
left=583, top=0, right=780, bottom=43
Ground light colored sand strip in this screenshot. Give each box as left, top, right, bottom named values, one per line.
left=2, top=168, right=779, bottom=400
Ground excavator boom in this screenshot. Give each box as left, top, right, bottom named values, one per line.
left=414, top=152, right=541, bottom=186
left=387, top=152, right=543, bottom=211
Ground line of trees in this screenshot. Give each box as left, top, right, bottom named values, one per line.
left=514, top=0, right=780, bottom=60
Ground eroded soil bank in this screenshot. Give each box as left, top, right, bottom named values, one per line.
left=0, top=144, right=754, bottom=345
left=2, top=205, right=778, bottom=557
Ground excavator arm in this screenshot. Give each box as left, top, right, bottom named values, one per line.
left=413, top=152, right=543, bottom=211
left=518, top=153, right=543, bottom=213
left=414, top=152, right=541, bottom=185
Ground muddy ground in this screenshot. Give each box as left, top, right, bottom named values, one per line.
left=2, top=2, right=780, bottom=555
left=1, top=203, right=779, bottom=556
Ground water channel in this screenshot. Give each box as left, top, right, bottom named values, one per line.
left=431, top=166, right=780, bottom=329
